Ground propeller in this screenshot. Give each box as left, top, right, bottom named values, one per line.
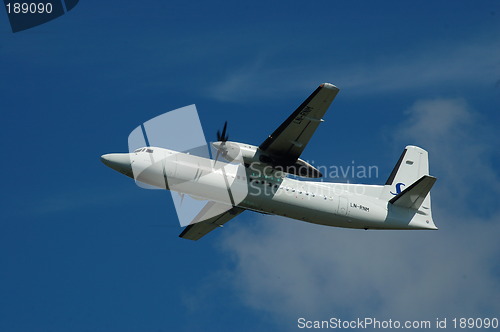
left=216, top=121, right=229, bottom=142
left=214, top=121, right=229, bottom=166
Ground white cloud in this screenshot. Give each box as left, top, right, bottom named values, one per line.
left=212, top=97, right=500, bottom=328
left=220, top=216, right=500, bottom=321
left=204, top=55, right=314, bottom=103
left=206, top=38, right=500, bottom=102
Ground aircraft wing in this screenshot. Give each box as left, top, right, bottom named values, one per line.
left=179, top=201, right=245, bottom=240
left=259, top=83, right=339, bottom=164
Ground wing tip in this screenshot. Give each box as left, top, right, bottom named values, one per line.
left=319, top=82, right=339, bottom=91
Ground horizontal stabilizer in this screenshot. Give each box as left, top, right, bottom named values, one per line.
left=389, top=175, right=437, bottom=210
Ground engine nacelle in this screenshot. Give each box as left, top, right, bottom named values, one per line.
left=212, top=141, right=322, bottom=178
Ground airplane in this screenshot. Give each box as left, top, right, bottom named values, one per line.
left=101, top=83, right=438, bottom=240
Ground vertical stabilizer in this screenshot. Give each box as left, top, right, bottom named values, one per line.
left=380, top=146, right=430, bottom=202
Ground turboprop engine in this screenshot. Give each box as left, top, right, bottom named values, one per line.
left=212, top=141, right=322, bottom=178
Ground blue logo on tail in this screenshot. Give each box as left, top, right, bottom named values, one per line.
left=390, top=182, right=405, bottom=195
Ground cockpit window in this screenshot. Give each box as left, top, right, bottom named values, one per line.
left=134, top=148, right=154, bottom=153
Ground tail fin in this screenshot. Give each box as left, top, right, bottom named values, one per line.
left=380, top=146, right=432, bottom=204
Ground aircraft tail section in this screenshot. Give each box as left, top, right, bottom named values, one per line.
left=380, top=146, right=434, bottom=208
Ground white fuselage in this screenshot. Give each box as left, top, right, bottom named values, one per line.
left=116, top=147, right=435, bottom=230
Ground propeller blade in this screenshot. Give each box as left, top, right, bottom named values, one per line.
left=214, top=121, right=229, bottom=166
left=221, top=121, right=228, bottom=141
left=213, top=148, right=222, bottom=167
left=179, top=192, right=185, bottom=206
left=216, top=121, right=228, bottom=142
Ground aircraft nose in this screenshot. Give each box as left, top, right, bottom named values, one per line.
left=100, top=153, right=133, bottom=177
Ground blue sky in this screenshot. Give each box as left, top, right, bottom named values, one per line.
left=1, top=1, right=499, bottom=331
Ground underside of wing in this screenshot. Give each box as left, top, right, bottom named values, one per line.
left=259, top=83, right=339, bottom=165
left=178, top=201, right=245, bottom=240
